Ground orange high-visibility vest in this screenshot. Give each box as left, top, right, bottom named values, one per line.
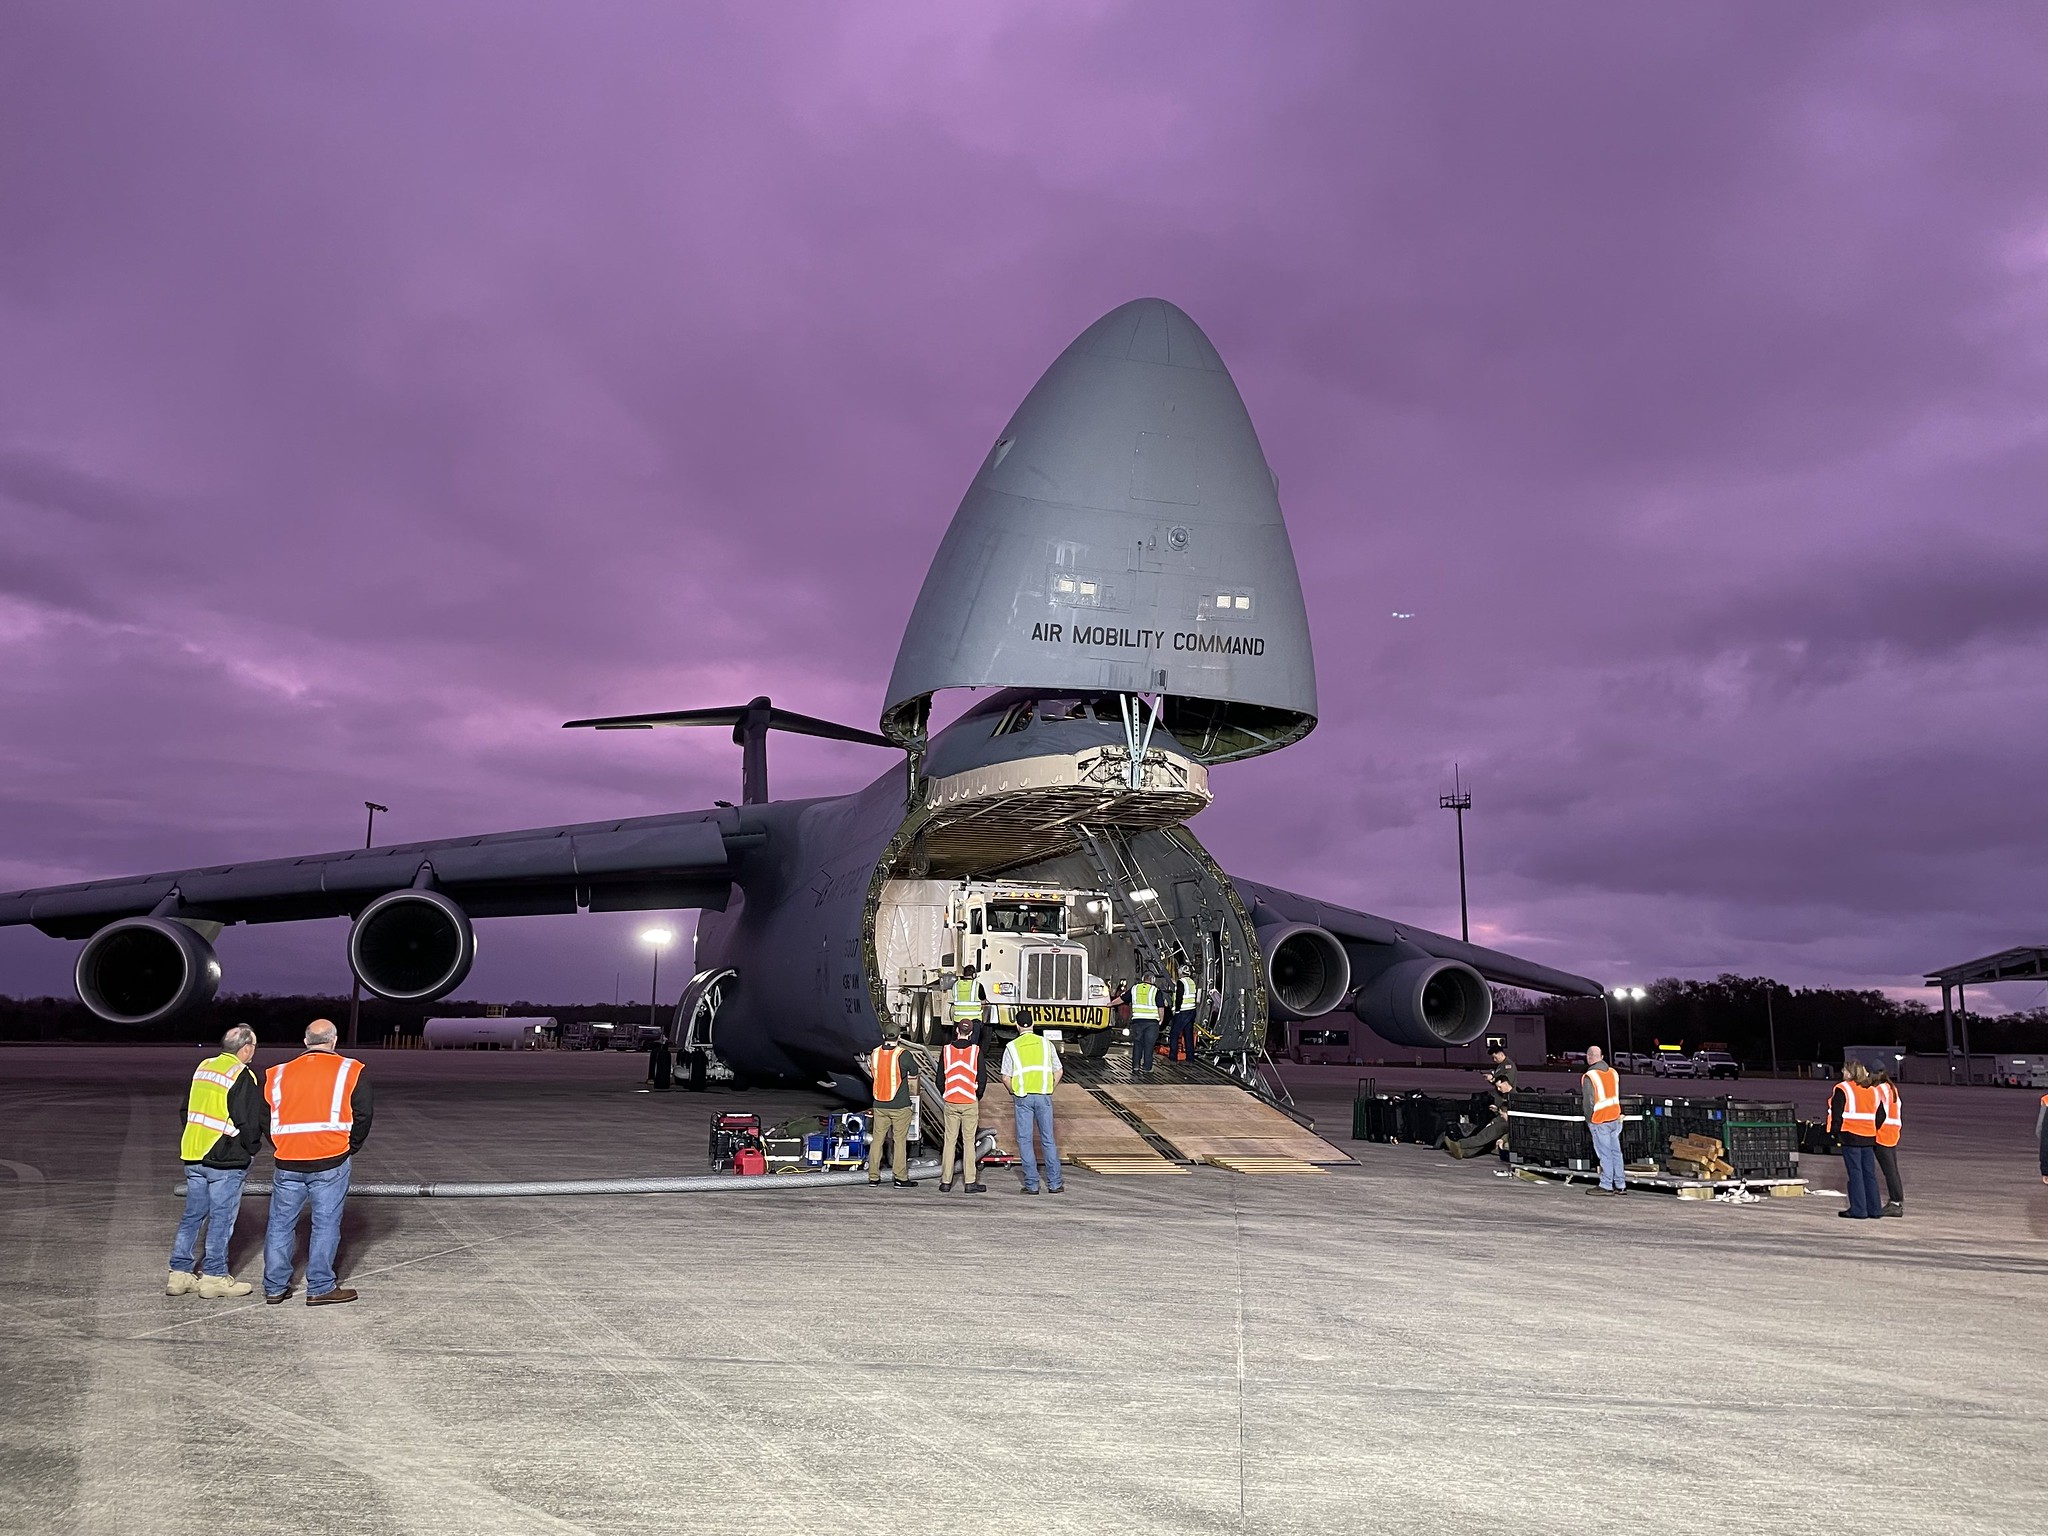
left=941, top=1044, right=981, bottom=1105
left=264, top=1052, right=363, bottom=1162
left=1584, top=1067, right=1622, bottom=1124
left=870, top=1045, right=906, bottom=1103
left=1874, top=1082, right=1902, bottom=1147
left=1835, top=1080, right=1878, bottom=1135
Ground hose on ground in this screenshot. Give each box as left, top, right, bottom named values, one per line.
left=173, top=1160, right=944, bottom=1198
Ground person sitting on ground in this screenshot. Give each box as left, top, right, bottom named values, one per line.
left=1440, top=1044, right=1517, bottom=1160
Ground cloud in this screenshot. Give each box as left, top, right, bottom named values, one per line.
left=3, top=2, right=2047, bottom=1008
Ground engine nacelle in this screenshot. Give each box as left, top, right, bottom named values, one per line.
left=1353, top=956, right=1492, bottom=1048
left=75, top=917, right=222, bottom=1027
left=349, top=889, right=476, bottom=1002
left=1257, top=921, right=1352, bottom=1021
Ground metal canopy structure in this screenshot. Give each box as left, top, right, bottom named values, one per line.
left=1924, top=946, right=2048, bottom=988
left=1921, top=945, right=2048, bottom=1083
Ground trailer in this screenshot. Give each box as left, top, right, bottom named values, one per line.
left=422, top=1016, right=556, bottom=1050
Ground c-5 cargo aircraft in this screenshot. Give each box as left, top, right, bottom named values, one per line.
left=0, top=299, right=1600, bottom=1095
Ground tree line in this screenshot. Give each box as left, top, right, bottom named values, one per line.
left=1517, top=974, right=2048, bottom=1065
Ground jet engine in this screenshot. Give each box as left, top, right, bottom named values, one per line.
left=1257, top=921, right=1352, bottom=1021
left=74, top=916, right=222, bottom=1026
left=1352, top=956, right=1491, bottom=1048
left=349, top=889, right=476, bottom=1001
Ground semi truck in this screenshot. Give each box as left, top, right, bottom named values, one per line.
left=873, top=879, right=1124, bottom=1051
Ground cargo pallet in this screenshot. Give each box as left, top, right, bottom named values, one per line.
left=1510, top=1159, right=1807, bottom=1199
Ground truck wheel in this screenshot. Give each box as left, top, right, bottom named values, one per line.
left=1079, top=1029, right=1111, bottom=1059
left=684, top=1049, right=707, bottom=1092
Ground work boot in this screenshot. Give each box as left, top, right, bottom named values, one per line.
left=197, top=1274, right=254, bottom=1299
left=166, top=1269, right=198, bottom=1297
left=265, top=1290, right=292, bottom=1305
left=964, top=1181, right=987, bottom=1193
left=892, top=1178, right=919, bottom=1188
left=306, top=1287, right=359, bottom=1306
left=939, top=1181, right=954, bottom=1193
left=1881, top=1202, right=1903, bottom=1218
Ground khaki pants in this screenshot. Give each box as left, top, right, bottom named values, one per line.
left=941, top=1101, right=980, bottom=1183
left=868, top=1105, right=913, bottom=1182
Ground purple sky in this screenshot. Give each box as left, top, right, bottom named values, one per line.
left=5, top=3, right=2047, bottom=1010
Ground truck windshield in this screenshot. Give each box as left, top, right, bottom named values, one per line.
left=986, top=902, right=1065, bottom=936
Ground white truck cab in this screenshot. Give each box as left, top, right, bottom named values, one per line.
left=875, top=879, right=1117, bottom=1046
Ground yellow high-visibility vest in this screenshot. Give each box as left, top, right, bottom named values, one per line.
left=1177, top=976, right=1198, bottom=1011
left=1130, top=983, right=1162, bottom=1021
left=951, top=978, right=984, bottom=1022
left=180, top=1052, right=244, bottom=1162
left=1007, top=1033, right=1058, bottom=1095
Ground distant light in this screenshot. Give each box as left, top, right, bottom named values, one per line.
left=640, top=927, right=675, bottom=947
left=1129, top=888, right=1159, bottom=903
left=1629, top=987, right=1645, bottom=1001
left=1392, top=612, right=1415, bottom=619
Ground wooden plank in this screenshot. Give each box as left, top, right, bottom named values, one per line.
left=1103, top=1085, right=1353, bottom=1165
left=1210, top=1155, right=1326, bottom=1176
left=1072, top=1155, right=1187, bottom=1175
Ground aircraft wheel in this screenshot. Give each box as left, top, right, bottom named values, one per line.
left=684, top=1049, right=707, bottom=1092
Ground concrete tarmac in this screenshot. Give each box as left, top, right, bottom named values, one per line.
left=2, top=1046, right=2045, bottom=1535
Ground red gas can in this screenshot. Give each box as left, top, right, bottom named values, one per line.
left=732, top=1148, right=767, bottom=1176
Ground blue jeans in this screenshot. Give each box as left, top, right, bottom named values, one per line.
left=265, top=1161, right=352, bottom=1297
left=171, top=1164, right=247, bottom=1277
left=1013, top=1094, right=1062, bottom=1192
left=1590, top=1120, right=1624, bottom=1190
left=1842, top=1144, right=1881, bottom=1218
left=1168, top=1011, right=1196, bottom=1060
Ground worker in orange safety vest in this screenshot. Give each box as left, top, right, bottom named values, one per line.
left=1869, top=1064, right=1905, bottom=1217
left=261, top=1019, right=373, bottom=1305
left=1828, top=1062, right=1884, bottom=1219
left=1580, top=1045, right=1626, bottom=1195
left=865, top=1026, right=920, bottom=1188
left=937, top=1016, right=987, bottom=1193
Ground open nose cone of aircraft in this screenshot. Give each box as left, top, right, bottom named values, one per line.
left=883, top=297, right=1318, bottom=763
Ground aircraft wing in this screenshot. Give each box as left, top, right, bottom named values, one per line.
left=1233, top=878, right=1604, bottom=998
left=0, top=809, right=755, bottom=939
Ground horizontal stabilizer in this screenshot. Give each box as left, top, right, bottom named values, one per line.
left=562, top=696, right=893, bottom=749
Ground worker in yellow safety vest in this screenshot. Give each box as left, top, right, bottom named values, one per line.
left=1167, top=967, right=1200, bottom=1063
left=950, top=966, right=990, bottom=1032
left=865, top=1026, right=920, bottom=1188
left=262, top=1019, right=373, bottom=1305
left=938, top=1016, right=987, bottom=1193
left=168, top=1024, right=266, bottom=1299
left=1580, top=1046, right=1626, bottom=1195
left=1123, top=973, right=1164, bottom=1079
left=1869, top=1064, right=1904, bottom=1217
left=1001, top=1009, right=1064, bottom=1194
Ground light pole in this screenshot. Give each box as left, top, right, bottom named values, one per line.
left=1611, top=986, right=1644, bottom=1062
left=345, top=801, right=389, bottom=1048
left=640, top=927, right=674, bottom=1038
left=1438, top=765, right=1472, bottom=942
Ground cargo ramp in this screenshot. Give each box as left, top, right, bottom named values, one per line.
left=903, top=1043, right=1351, bottom=1175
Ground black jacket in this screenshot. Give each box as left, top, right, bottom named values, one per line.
left=179, top=1060, right=268, bottom=1169
left=271, top=1053, right=375, bottom=1173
